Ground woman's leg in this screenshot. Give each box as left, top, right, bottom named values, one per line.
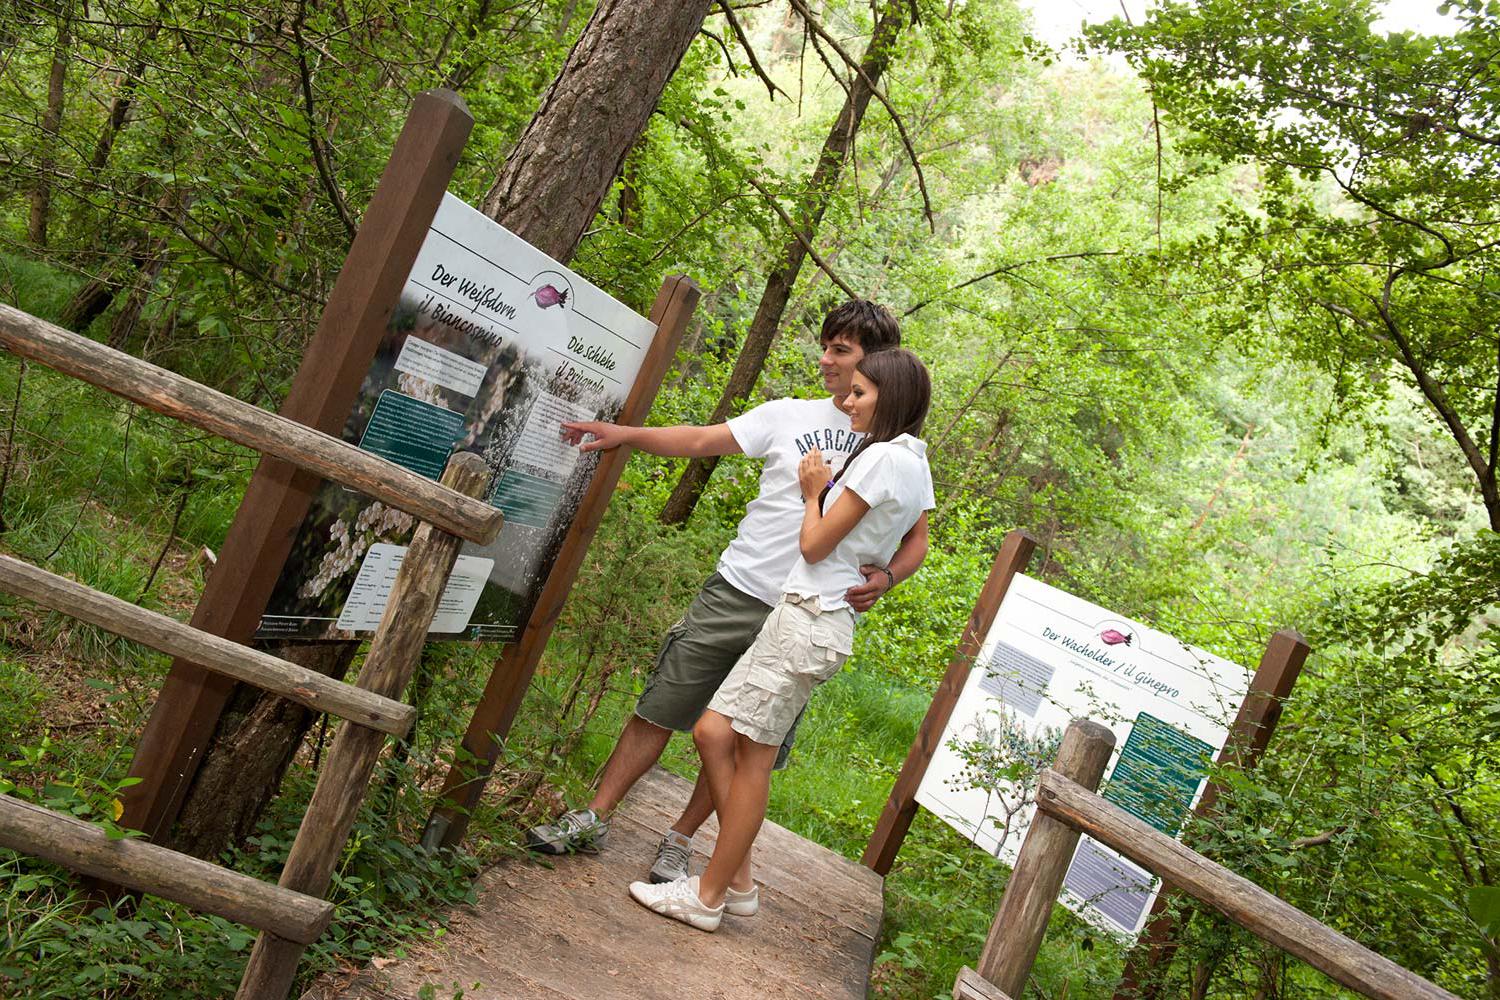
left=695, top=732, right=778, bottom=907
left=694, top=711, right=761, bottom=894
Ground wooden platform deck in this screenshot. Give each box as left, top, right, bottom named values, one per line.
left=302, top=768, right=885, bottom=1000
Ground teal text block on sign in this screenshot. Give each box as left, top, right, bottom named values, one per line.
left=491, top=469, right=564, bottom=529
left=1102, top=712, right=1215, bottom=835
left=358, top=390, right=466, bottom=480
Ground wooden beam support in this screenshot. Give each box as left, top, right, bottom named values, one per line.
left=236, top=453, right=492, bottom=999
left=862, top=529, right=1037, bottom=875
left=1037, top=770, right=1459, bottom=1000
left=0, top=305, right=499, bottom=545
left=117, top=89, right=473, bottom=845
left=422, top=274, right=700, bottom=851
left=0, top=555, right=415, bottom=736
left=976, top=720, right=1115, bottom=997
left=953, top=966, right=1015, bottom=1000
left=1113, top=627, right=1311, bottom=1000
left=0, top=794, right=332, bottom=944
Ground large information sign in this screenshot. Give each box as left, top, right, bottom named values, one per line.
left=915, top=574, right=1250, bottom=935
left=257, top=193, right=656, bottom=642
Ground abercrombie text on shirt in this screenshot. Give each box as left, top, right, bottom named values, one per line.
left=718, top=397, right=863, bottom=606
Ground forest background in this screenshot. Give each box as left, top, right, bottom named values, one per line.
left=0, top=0, right=1497, bottom=998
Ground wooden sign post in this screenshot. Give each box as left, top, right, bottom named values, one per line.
left=861, top=529, right=1038, bottom=874
left=119, top=90, right=475, bottom=843
left=1112, top=627, right=1310, bottom=1000
left=422, top=273, right=700, bottom=851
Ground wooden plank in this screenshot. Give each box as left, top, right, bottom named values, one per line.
left=0, top=555, right=415, bottom=736
left=118, top=88, right=472, bottom=846
left=301, top=767, right=881, bottom=1000
left=953, top=966, right=1014, bottom=1000
left=1035, top=770, right=1461, bottom=1000
left=423, top=274, right=700, bottom=851
left=0, top=793, right=332, bottom=943
left=976, top=720, right=1115, bottom=997
left=862, top=530, right=1037, bottom=875
left=1114, top=627, right=1311, bottom=999
left=0, top=304, right=500, bottom=546
left=236, top=453, right=492, bottom=1000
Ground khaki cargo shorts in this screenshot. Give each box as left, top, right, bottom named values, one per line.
left=707, top=594, right=856, bottom=747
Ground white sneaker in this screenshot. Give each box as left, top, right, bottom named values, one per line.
left=649, top=830, right=692, bottom=883
left=628, top=875, right=723, bottom=932
left=724, top=882, right=759, bottom=916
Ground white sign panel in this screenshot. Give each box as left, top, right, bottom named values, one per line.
left=915, top=573, right=1250, bottom=935
left=260, top=193, right=657, bottom=642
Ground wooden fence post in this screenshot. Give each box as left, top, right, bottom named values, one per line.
left=422, top=273, right=699, bottom=851
left=862, top=529, right=1037, bottom=875
left=970, top=719, right=1116, bottom=998
left=119, top=89, right=474, bottom=845
left=1112, top=627, right=1311, bottom=1000
left=235, top=453, right=490, bottom=1000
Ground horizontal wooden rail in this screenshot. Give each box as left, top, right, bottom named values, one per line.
left=1034, top=770, right=1460, bottom=1000
left=0, top=794, right=333, bottom=943
left=0, top=304, right=502, bottom=545
left=0, top=555, right=415, bottom=736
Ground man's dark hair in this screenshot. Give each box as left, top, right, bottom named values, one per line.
left=819, top=299, right=900, bottom=353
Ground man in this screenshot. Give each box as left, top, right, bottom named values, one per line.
left=527, top=300, right=930, bottom=884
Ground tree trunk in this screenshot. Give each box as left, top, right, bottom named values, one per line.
left=88, top=19, right=160, bottom=176
left=480, top=0, right=713, bottom=260
left=167, top=644, right=358, bottom=857
left=658, top=2, right=907, bottom=526
left=28, top=1, right=71, bottom=248
left=163, top=0, right=714, bottom=859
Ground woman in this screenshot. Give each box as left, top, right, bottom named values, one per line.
left=629, top=348, right=934, bottom=931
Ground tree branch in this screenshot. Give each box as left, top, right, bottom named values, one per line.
left=742, top=173, right=857, bottom=297
left=787, top=0, right=934, bottom=231
left=903, top=251, right=1122, bottom=315
left=716, top=0, right=787, bottom=100
left=699, top=26, right=739, bottom=76
left=1374, top=270, right=1498, bottom=526
left=292, top=0, right=356, bottom=241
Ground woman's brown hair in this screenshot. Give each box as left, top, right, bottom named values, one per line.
left=820, top=348, right=931, bottom=508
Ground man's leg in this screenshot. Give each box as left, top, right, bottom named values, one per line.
left=588, top=713, right=674, bottom=816
left=668, top=771, right=714, bottom=838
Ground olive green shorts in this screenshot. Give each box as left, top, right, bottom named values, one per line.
left=636, top=572, right=801, bottom=768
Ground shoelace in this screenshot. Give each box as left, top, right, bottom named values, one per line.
left=561, top=810, right=596, bottom=837
left=657, top=838, right=691, bottom=872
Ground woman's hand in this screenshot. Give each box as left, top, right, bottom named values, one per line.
left=798, top=448, right=833, bottom=500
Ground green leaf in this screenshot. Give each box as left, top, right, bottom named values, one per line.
left=1468, top=886, right=1500, bottom=936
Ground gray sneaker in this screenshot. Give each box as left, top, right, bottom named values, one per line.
left=649, top=831, right=693, bottom=883
left=524, top=807, right=609, bottom=855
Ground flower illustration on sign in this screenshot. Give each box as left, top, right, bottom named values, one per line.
left=1099, top=628, right=1133, bottom=646
left=532, top=283, right=568, bottom=309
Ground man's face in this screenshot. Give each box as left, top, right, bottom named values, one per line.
left=819, top=331, right=865, bottom=398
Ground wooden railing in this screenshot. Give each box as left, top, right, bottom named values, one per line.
left=953, top=721, right=1460, bottom=1000
left=0, top=304, right=501, bottom=999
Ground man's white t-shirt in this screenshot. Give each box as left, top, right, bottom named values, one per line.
left=721, top=397, right=866, bottom=605
left=783, top=434, right=935, bottom=611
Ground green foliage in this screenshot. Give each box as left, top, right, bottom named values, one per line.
left=1, top=0, right=1497, bottom=997
left=1086, top=0, right=1500, bottom=532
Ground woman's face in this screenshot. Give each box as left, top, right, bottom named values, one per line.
left=843, top=371, right=879, bottom=433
